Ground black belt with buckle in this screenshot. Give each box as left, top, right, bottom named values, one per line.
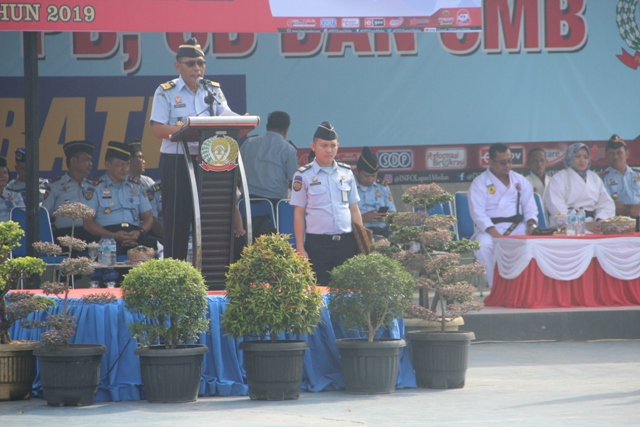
left=307, top=233, right=351, bottom=241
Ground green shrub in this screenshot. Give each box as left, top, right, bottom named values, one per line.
left=122, top=258, right=209, bottom=349
left=222, top=233, right=324, bottom=342
left=328, top=253, right=414, bottom=342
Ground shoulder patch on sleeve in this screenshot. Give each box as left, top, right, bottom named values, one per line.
left=297, top=163, right=312, bottom=172
left=337, top=162, right=352, bottom=169
left=160, top=81, right=176, bottom=90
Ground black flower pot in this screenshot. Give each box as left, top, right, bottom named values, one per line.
left=135, top=344, right=208, bottom=403
left=239, top=340, right=309, bottom=401
left=34, top=344, right=107, bottom=406
left=334, top=338, right=405, bottom=395
left=0, top=342, right=39, bottom=401
left=406, top=331, right=475, bottom=389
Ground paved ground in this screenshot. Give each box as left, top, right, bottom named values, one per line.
left=2, top=340, right=638, bottom=426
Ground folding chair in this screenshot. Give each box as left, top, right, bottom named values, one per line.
left=453, top=192, right=474, bottom=240
left=276, top=199, right=296, bottom=249
left=533, top=192, right=548, bottom=228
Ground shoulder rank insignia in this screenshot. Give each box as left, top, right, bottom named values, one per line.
left=49, top=176, right=62, bottom=183
left=337, top=162, right=352, bottom=169
left=128, top=176, right=142, bottom=185
left=207, top=80, right=220, bottom=88
left=85, top=177, right=103, bottom=186
left=297, top=163, right=312, bottom=173
left=160, top=81, right=176, bottom=90
left=151, top=183, right=162, bottom=192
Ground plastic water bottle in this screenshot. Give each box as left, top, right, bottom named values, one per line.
left=576, top=207, right=586, bottom=236
left=109, top=237, right=117, bottom=265
left=98, top=237, right=110, bottom=266
left=566, top=207, right=577, bottom=236
left=187, top=234, right=193, bottom=264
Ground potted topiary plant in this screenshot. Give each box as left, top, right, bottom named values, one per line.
left=222, top=233, right=324, bottom=401
left=23, top=202, right=108, bottom=406
left=121, top=258, right=209, bottom=403
left=328, top=253, right=415, bottom=394
left=0, top=220, right=52, bottom=401
left=381, top=183, right=484, bottom=389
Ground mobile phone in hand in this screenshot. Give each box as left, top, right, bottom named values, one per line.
left=377, top=206, right=389, bottom=213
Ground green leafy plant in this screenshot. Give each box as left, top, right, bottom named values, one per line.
left=0, top=221, right=50, bottom=344
left=377, top=183, right=485, bottom=332
left=328, top=253, right=414, bottom=342
left=121, top=258, right=209, bottom=349
left=222, top=233, right=324, bottom=343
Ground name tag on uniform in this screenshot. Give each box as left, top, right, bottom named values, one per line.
left=310, top=182, right=321, bottom=186
left=342, top=191, right=348, bottom=203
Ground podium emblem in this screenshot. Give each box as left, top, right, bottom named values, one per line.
left=200, top=135, right=239, bottom=172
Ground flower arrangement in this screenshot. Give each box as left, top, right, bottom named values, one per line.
left=23, top=202, right=113, bottom=346
left=377, top=183, right=485, bottom=332
left=0, top=221, right=52, bottom=344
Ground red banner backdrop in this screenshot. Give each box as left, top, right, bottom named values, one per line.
left=0, top=0, right=482, bottom=33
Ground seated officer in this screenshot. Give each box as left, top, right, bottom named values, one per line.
left=126, top=138, right=163, bottom=238
left=42, top=140, right=100, bottom=244
left=601, top=134, right=640, bottom=222
left=0, top=156, right=24, bottom=222
left=6, top=147, right=48, bottom=203
left=355, top=146, right=395, bottom=238
left=83, top=141, right=157, bottom=256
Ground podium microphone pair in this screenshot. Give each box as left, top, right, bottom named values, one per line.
left=198, top=77, right=219, bottom=106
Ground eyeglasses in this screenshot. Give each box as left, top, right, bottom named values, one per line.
left=179, top=60, right=206, bottom=68
left=492, top=159, right=513, bottom=166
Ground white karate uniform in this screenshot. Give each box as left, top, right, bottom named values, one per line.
left=468, top=169, right=538, bottom=287
left=525, top=173, right=548, bottom=197
left=544, top=168, right=615, bottom=226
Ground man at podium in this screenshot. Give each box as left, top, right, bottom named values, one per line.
left=149, top=37, right=237, bottom=260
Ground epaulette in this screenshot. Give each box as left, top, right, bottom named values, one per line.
left=632, top=168, right=640, bottom=174
left=297, top=163, right=312, bottom=173
left=160, top=81, right=176, bottom=90
left=128, top=176, right=142, bottom=185
left=287, top=139, right=297, bottom=149
left=599, top=169, right=609, bottom=177
left=48, top=176, right=62, bottom=183
left=86, top=177, right=102, bottom=186
left=337, top=162, right=352, bottom=169
left=206, top=80, right=220, bottom=88
left=151, top=183, right=162, bottom=192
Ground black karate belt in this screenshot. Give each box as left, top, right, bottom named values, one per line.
left=490, top=214, right=524, bottom=225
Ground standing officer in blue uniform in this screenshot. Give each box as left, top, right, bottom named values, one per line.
left=355, top=146, right=395, bottom=238
left=290, top=122, right=363, bottom=286
left=0, top=156, right=24, bottom=222
left=602, top=134, right=640, bottom=223
left=6, top=148, right=48, bottom=204
left=149, top=36, right=237, bottom=260
left=42, top=140, right=99, bottom=244
left=83, top=141, right=156, bottom=256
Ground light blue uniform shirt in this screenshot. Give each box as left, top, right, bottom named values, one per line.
left=84, top=174, right=152, bottom=227
left=290, top=160, right=359, bottom=235
left=6, top=178, right=48, bottom=204
left=42, top=173, right=96, bottom=229
left=0, top=187, right=24, bottom=222
left=601, top=166, right=640, bottom=204
left=357, top=181, right=396, bottom=228
left=149, top=75, right=235, bottom=155
left=239, top=131, right=299, bottom=200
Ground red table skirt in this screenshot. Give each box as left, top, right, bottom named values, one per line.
left=485, top=258, right=640, bottom=308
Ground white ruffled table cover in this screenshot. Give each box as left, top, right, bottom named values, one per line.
left=494, top=235, right=640, bottom=281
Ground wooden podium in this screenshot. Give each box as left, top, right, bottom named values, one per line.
left=171, top=115, right=259, bottom=289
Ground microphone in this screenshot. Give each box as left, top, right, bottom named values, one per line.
left=198, top=77, right=212, bottom=86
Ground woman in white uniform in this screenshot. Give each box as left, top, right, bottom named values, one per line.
left=544, top=143, right=615, bottom=232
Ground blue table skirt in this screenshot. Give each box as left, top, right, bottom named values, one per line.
left=10, top=295, right=416, bottom=401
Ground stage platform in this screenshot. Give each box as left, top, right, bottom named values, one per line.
left=460, top=293, right=640, bottom=342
